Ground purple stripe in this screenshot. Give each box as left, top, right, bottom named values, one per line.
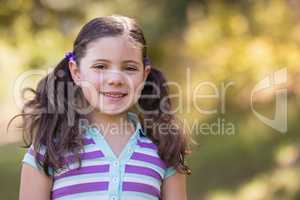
left=125, top=164, right=162, bottom=180
left=52, top=182, right=109, bottom=199
left=54, top=165, right=110, bottom=180
left=83, top=138, right=95, bottom=145
left=29, top=148, right=45, bottom=162
left=28, top=148, right=35, bottom=155
left=137, top=140, right=157, bottom=150
left=131, top=152, right=166, bottom=169
left=122, top=182, right=160, bottom=198
left=63, top=151, right=104, bottom=164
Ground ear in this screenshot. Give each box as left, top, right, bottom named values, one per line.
left=143, top=65, right=151, bottom=81
left=68, top=60, right=81, bottom=86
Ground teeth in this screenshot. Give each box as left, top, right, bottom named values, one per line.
left=102, top=92, right=126, bottom=98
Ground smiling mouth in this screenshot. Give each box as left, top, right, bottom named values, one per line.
left=99, top=91, right=128, bottom=98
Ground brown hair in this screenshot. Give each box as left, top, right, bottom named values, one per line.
left=9, top=15, right=191, bottom=176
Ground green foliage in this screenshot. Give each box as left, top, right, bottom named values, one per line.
left=1, top=0, right=300, bottom=199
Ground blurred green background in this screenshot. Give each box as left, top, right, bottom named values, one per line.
left=1, top=0, right=300, bottom=199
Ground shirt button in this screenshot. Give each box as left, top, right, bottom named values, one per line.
left=113, top=161, right=119, bottom=167
left=112, top=177, right=119, bottom=183
left=111, top=196, right=118, bottom=200
left=128, top=148, right=133, bottom=153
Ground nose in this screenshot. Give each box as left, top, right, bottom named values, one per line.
left=106, top=70, right=125, bottom=86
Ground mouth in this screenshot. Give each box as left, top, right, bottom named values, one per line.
left=99, top=91, right=128, bottom=98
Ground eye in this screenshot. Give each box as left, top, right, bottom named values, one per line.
left=125, top=65, right=138, bottom=71
left=93, top=64, right=107, bottom=70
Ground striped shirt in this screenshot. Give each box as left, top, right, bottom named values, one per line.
left=22, top=112, right=177, bottom=200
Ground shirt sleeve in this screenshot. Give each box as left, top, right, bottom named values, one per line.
left=164, top=166, right=177, bottom=179
left=22, top=144, right=54, bottom=175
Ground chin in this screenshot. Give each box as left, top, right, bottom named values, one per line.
left=96, top=105, right=131, bottom=115
left=96, top=99, right=134, bottom=114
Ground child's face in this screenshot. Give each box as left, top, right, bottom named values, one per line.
left=69, top=36, right=151, bottom=115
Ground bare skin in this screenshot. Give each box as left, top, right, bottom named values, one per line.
left=19, top=164, right=52, bottom=200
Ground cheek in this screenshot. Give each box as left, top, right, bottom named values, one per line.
left=130, top=78, right=146, bottom=101
left=79, top=72, right=103, bottom=105
left=80, top=84, right=98, bottom=107
left=80, top=72, right=102, bottom=90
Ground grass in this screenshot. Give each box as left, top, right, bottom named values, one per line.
left=0, top=143, right=26, bottom=200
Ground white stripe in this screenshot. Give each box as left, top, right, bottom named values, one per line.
left=31, top=143, right=101, bottom=158
left=135, top=148, right=159, bottom=157
left=121, top=192, right=158, bottom=200
left=56, top=160, right=110, bottom=173
left=56, top=192, right=109, bottom=200
left=63, top=145, right=100, bottom=157
left=121, top=196, right=153, bottom=200
left=80, top=160, right=109, bottom=167
left=138, top=138, right=153, bottom=143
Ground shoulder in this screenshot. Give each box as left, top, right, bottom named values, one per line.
left=136, top=135, right=178, bottom=179
left=22, top=143, right=54, bottom=175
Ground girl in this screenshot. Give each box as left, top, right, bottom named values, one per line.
left=17, top=15, right=191, bottom=200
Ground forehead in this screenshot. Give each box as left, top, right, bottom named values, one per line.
left=84, top=36, right=142, bottom=62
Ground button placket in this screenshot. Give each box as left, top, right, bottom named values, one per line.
left=109, top=159, right=121, bottom=199
left=88, top=112, right=143, bottom=200
left=111, top=196, right=118, bottom=200
left=127, top=148, right=133, bottom=154
left=112, top=177, right=119, bottom=183
left=113, top=160, right=119, bottom=167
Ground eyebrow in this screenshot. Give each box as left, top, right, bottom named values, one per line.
left=93, top=59, right=140, bottom=65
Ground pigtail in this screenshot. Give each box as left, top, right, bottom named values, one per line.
left=12, top=56, right=85, bottom=175
left=138, top=67, right=192, bottom=175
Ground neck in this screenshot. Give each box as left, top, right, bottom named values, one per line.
left=86, top=110, right=133, bottom=137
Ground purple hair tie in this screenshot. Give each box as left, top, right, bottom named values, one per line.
left=65, top=51, right=75, bottom=61
left=143, top=56, right=151, bottom=66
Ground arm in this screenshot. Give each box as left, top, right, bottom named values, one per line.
left=19, top=163, right=53, bottom=200
left=161, top=172, right=187, bottom=200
